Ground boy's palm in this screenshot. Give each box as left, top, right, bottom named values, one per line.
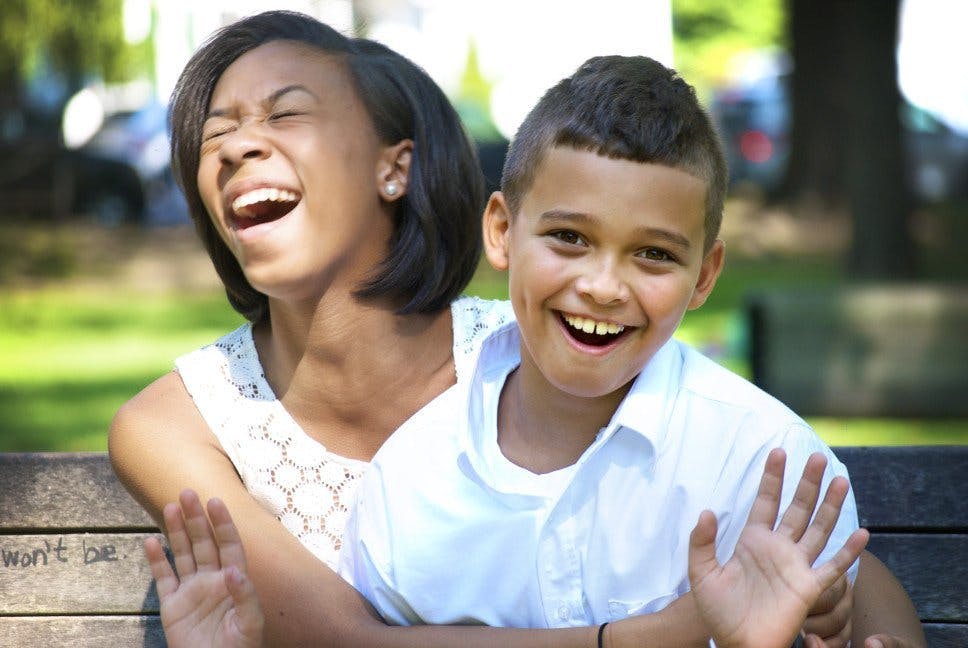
left=688, top=450, right=869, bottom=648
left=144, top=492, right=264, bottom=648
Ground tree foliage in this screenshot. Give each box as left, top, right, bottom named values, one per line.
left=672, top=0, right=785, bottom=96
left=0, top=0, right=136, bottom=96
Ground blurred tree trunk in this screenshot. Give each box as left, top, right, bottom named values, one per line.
left=786, top=0, right=915, bottom=278
left=785, top=0, right=848, bottom=205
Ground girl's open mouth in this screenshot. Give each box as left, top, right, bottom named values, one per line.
left=230, top=188, right=300, bottom=229
left=560, top=312, right=631, bottom=347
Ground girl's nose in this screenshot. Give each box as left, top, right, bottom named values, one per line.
left=218, top=121, right=271, bottom=165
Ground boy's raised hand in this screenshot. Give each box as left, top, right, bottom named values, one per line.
left=143, top=490, right=265, bottom=648
left=687, top=449, right=869, bottom=648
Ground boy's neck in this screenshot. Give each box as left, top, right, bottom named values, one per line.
left=496, top=350, right=631, bottom=475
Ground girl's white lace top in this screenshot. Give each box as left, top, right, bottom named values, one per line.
left=174, top=296, right=512, bottom=570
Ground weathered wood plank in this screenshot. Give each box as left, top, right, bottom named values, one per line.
left=0, top=452, right=155, bottom=530
left=866, top=534, right=968, bottom=623
left=0, top=533, right=162, bottom=614
left=922, top=623, right=968, bottom=647
left=834, top=446, right=968, bottom=530
left=0, top=615, right=165, bottom=648
left=747, top=285, right=968, bottom=417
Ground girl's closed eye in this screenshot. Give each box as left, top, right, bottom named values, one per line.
left=269, top=110, right=304, bottom=121
left=202, top=124, right=235, bottom=142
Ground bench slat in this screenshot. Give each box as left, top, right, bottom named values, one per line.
left=922, top=623, right=968, bottom=647
left=834, top=446, right=968, bottom=530
left=0, top=615, right=164, bottom=648
left=0, top=453, right=154, bottom=530
left=0, top=533, right=161, bottom=615
left=867, top=534, right=968, bottom=623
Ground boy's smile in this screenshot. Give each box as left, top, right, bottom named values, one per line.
left=484, top=146, right=724, bottom=405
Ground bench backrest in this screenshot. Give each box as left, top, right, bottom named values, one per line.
left=0, top=453, right=164, bottom=647
left=1, top=449, right=966, bottom=646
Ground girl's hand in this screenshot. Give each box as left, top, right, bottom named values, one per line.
left=688, top=449, right=869, bottom=648
left=144, top=490, right=265, bottom=648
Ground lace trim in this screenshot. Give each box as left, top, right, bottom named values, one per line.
left=175, top=296, right=513, bottom=569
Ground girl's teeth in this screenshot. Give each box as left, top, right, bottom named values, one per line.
left=232, top=188, right=298, bottom=213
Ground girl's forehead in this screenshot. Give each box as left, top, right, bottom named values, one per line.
left=211, top=41, right=348, bottom=106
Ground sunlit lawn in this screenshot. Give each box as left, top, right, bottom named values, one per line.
left=1, top=255, right=966, bottom=451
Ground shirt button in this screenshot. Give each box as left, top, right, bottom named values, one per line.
left=557, top=605, right=570, bottom=621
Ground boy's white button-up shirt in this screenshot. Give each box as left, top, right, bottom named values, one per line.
left=339, top=322, right=859, bottom=628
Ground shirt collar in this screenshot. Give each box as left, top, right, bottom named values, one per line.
left=457, top=322, right=683, bottom=492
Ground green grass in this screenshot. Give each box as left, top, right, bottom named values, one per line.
left=0, top=289, right=244, bottom=450
left=2, top=254, right=965, bottom=451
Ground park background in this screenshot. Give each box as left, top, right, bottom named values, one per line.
left=1, top=0, right=966, bottom=451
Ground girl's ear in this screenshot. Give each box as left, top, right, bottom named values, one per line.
left=688, top=239, right=725, bottom=310
left=482, top=191, right=512, bottom=271
left=376, top=139, right=413, bottom=202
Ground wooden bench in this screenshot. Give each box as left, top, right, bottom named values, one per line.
left=0, top=453, right=165, bottom=647
left=2, top=449, right=966, bottom=646
left=746, top=284, right=968, bottom=418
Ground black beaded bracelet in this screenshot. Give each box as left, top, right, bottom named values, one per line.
left=597, top=622, right=609, bottom=648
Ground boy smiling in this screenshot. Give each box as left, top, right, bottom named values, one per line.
left=338, top=56, right=861, bottom=644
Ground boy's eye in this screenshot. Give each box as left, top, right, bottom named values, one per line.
left=550, top=230, right=586, bottom=246
left=637, top=247, right=674, bottom=262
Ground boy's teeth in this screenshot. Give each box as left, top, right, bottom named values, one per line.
left=232, top=188, right=298, bottom=213
left=563, top=314, right=624, bottom=336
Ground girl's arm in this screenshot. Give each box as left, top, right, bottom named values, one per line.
left=849, top=551, right=926, bottom=648
left=110, top=372, right=707, bottom=648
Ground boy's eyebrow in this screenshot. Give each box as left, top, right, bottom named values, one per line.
left=538, top=209, right=692, bottom=250
left=204, top=84, right=320, bottom=120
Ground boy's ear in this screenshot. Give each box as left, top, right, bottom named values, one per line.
left=376, top=139, right=413, bottom=202
left=687, top=239, right=725, bottom=311
left=482, top=191, right=512, bottom=271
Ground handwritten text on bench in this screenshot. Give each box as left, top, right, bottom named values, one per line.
left=2, top=537, right=119, bottom=568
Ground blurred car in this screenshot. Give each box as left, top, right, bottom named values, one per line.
left=0, top=100, right=187, bottom=225
left=80, top=102, right=188, bottom=225
left=710, top=68, right=968, bottom=201
left=710, top=72, right=790, bottom=194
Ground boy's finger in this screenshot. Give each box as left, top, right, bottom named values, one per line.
left=776, top=452, right=827, bottom=540
left=807, top=573, right=848, bottom=615
left=814, top=528, right=869, bottom=592
left=804, top=634, right=831, bottom=648
left=746, top=448, right=786, bottom=528
left=798, top=477, right=850, bottom=562
left=179, top=488, right=221, bottom=572
left=208, top=497, right=247, bottom=573
left=163, top=500, right=197, bottom=578
left=803, top=576, right=851, bottom=643
left=144, top=535, right=179, bottom=600
left=225, top=565, right=265, bottom=641
left=687, top=509, right=721, bottom=585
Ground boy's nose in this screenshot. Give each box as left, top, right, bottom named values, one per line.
left=574, top=261, right=630, bottom=305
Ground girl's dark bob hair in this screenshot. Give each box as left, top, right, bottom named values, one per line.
left=169, top=10, right=484, bottom=322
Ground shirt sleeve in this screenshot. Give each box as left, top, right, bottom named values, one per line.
left=337, top=462, right=425, bottom=626
left=714, top=423, right=861, bottom=583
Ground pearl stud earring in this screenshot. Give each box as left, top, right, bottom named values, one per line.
left=386, top=183, right=398, bottom=196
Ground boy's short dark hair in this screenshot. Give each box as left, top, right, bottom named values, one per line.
left=169, top=11, right=484, bottom=322
left=501, top=55, right=727, bottom=251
